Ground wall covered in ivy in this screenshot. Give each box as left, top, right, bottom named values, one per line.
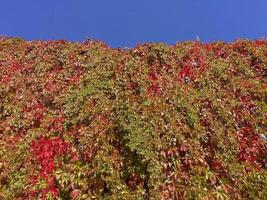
left=0, top=38, right=267, bottom=199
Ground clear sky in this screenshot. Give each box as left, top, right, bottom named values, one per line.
left=1, top=0, right=266, bottom=47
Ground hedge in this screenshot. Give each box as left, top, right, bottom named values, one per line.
left=0, top=37, right=267, bottom=199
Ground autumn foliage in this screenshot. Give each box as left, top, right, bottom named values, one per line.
left=0, top=37, right=267, bottom=199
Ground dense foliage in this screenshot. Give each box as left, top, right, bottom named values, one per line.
left=0, top=37, right=267, bottom=200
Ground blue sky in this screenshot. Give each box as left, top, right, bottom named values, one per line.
left=1, top=0, right=266, bottom=47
